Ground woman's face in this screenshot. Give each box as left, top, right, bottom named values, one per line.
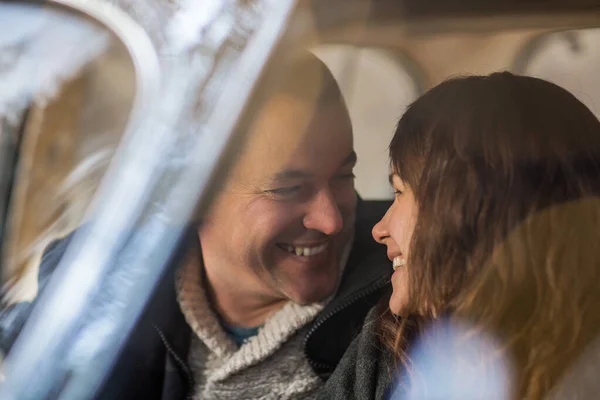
left=372, top=173, right=418, bottom=316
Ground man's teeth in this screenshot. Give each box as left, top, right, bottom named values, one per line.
left=285, top=243, right=328, bottom=257
left=393, top=256, right=406, bottom=271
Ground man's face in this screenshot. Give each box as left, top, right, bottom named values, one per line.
left=200, top=94, right=356, bottom=305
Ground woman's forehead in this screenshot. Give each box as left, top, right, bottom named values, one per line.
left=389, top=172, right=403, bottom=183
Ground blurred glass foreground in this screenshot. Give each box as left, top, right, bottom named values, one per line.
left=2, top=0, right=600, bottom=399
left=0, top=0, right=299, bottom=398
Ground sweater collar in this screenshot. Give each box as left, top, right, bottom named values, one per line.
left=176, top=243, right=324, bottom=380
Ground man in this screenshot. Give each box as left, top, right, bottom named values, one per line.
left=0, top=53, right=390, bottom=399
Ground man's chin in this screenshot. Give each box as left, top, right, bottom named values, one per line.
left=271, top=246, right=346, bottom=304
left=283, top=279, right=340, bottom=305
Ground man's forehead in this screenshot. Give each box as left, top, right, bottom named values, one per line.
left=270, top=150, right=357, bottom=183
left=229, top=93, right=352, bottom=184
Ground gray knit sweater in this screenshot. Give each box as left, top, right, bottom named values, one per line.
left=176, top=246, right=325, bottom=399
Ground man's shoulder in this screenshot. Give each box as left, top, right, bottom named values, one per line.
left=0, top=232, right=75, bottom=354
left=37, top=233, right=77, bottom=283
left=0, top=227, right=191, bottom=398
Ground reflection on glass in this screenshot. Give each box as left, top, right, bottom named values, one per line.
left=0, top=3, right=136, bottom=306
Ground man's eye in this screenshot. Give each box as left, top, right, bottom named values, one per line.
left=335, top=172, right=356, bottom=181
left=266, top=186, right=301, bottom=196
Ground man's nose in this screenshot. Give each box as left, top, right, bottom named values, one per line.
left=372, top=207, right=391, bottom=244
left=303, top=189, right=344, bottom=236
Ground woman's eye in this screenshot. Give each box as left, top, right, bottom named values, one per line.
left=394, top=189, right=403, bottom=197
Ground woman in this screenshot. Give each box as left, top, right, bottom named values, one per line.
left=319, top=72, right=600, bottom=399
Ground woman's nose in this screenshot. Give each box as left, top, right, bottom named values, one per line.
left=372, top=207, right=391, bottom=244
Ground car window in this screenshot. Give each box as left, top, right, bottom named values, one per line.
left=2, top=1, right=600, bottom=399
left=516, top=28, right=600, bottom=118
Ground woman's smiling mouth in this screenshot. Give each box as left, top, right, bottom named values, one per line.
left=392, top=256, right=406, bottom=271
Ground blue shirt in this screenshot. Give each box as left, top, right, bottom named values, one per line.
left=221, top=322, right=261, bottom=347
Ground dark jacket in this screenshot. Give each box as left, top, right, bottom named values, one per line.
left=0, top=199, right=392, bottom=400
left=316, top=306, right=398, bottom=400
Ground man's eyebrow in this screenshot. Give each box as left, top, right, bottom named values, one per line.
left=271, top=151, right=357, bottom=183
left=272, top=169, right=313, bottom=182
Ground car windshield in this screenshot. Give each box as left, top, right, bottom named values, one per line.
left=2, top=1, right=600, bottom=399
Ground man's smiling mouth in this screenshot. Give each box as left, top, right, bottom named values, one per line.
left=276, top=243, right=329, bottom=257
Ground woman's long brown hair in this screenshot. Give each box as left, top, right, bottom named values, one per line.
left=380, top=72, right=600, bottom=398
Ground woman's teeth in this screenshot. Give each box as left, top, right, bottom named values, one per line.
left=393, top=256, right=406, bottom=271
left=284, top=243, right=328, bottom=257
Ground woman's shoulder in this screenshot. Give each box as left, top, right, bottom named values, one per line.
left=317, top=306, right=397, bottom=400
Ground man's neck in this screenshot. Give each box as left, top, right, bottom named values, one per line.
left=202, top=265, right=287, bottom=328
